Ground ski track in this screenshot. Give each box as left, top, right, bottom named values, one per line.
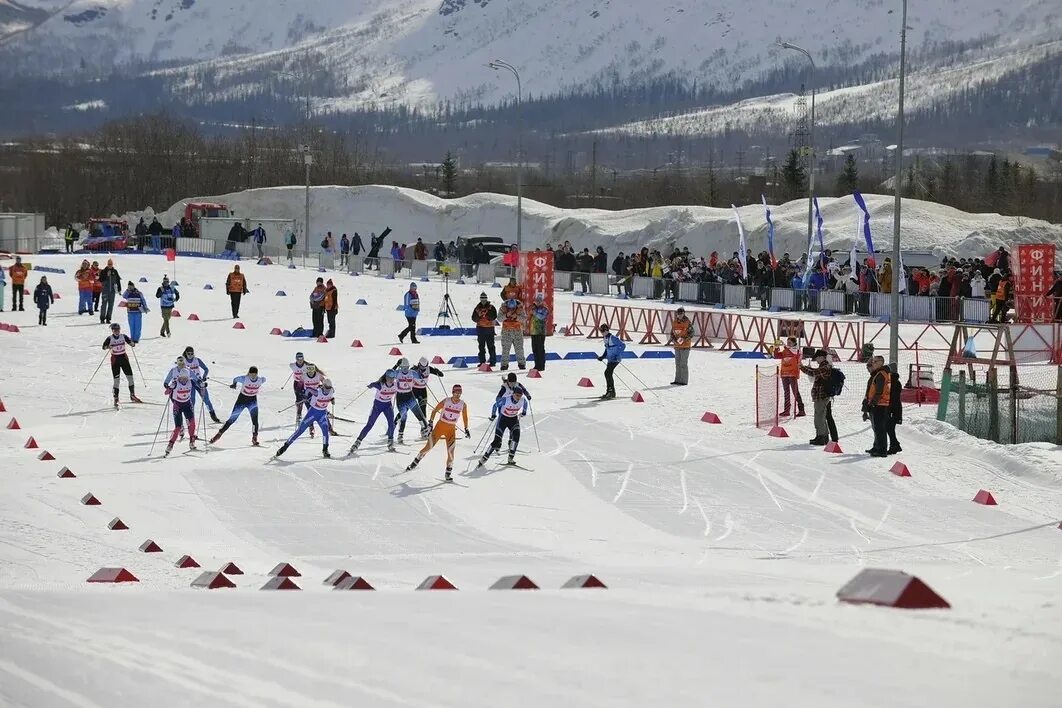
left=2, top=254, right=1061, bottom=707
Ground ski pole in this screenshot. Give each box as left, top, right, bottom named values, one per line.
left=529, top=406, right=541, bottom=452
left=83, top=351, right=109, bottom=391
left=282, top=372, right=292, bottom=388
left=342, top=386, right=370, bottom=411
left=129, top=345, right=147, bottom=388
left=148, top=398, right=172, bottom=457
left=277, top=397, right=309, bottom=414
left=620, top=362, right=655, bottom=395
left=474, top=421, right=493, bottom=453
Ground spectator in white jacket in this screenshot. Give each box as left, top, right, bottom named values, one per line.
left=970, top=271, right=986, bottom=298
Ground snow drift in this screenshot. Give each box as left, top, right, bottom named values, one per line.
left=144, top=185, right=1062, bottom=261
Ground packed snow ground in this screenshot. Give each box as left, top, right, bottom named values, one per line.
left=138, top=184, right=1062, bottom=265
left=0, top=254, right=1060, bottom=707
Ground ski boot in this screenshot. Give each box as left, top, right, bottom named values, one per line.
left=349, top=438, right=362, bottom=454
left=209, top=432, right=222, bottom=444
left=113, top=397, right=120, bottom=411
left=210, top=411, right=222, bottom=425
left=780, top=408, right=791, bottom=417
left=600, top=390, right=616, bottom=400
left=518, top=363, right=526, bottom=370
left=795, top=407, right=807, bottom=418
left=444, top=468, right=453, bottom=482
left=406, top=456, right=421, bottom=472
left=397, top=432, right=404, bottom=445
left=386, top=439, right=396, bottom=452
left=420, top=424, right=430, bottom=438
left=130, top=394, right=143, bottom=403
left=164, top=442, right=174, bottom=457
left=478, top=451, right=490, bottom=468
left=275, top=443, right=289, bottom=458
left=188, top=437, right=197, bottom=451
left=507, top=453, right=516, bottom=465
left=322, top=444, right=330, bottom=459
left=251, top=434, right=260, bottom=447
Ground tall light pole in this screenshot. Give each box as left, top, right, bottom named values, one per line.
left=776, top=42, right=817, bottom=258
left=488, top=59, right=523, bottom=252
left=889, top=0, right=909, bottom=371
left=275, top=68, right=325, bottom=258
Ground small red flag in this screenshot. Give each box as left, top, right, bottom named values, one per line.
left=165, top=248, right=176, bottom=262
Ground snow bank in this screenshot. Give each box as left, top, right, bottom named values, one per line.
left=140, top=185, right=1062, bottom=262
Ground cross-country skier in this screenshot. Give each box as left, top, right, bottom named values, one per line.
left=406, top=384, right=470, bottom=482
left=164, top=368, right=203, bottom=456
left=102, top=323, right=141, bottom=409
left=411, top=356, right=444, bottom=415
left=181, top=346, right=222, bottom=424
left=349, top=370, right=399, bottom=453
left=289, top=352, right=311, bottom=425
left=479, top=387, right=528, bottom=467
left=496, top=372, right=532, bottom=401
left=210, top=366, right=265, bottom=446
left=275, top=378, right=335, bottom=459
left=596, top=323, right=626, bottom=400
left=300, top=362, right=329, bottom=438
left=394, top=358, right=430, bottom=443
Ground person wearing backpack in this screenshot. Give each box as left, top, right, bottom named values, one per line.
left=284, top=229, right=297, bottom=266
left=800, top=349, right=838, bottom=446
left=597, top=323, right=626, bottom=400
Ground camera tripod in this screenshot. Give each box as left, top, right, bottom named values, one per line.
left=435, top=273, right=464, bottom=330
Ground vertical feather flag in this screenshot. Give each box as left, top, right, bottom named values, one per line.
left=852, top=191, right=876, bottom=268
left=733, top=205, right=749, bottom=284
left=803, top=198, right=825, bottom=284
left=850, top=214, right=860, bottom=280
left=897, top=246, right=907, bottom=293
left=761, top=195, right=777, bottom=269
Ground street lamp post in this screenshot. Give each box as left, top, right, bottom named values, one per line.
left=889, top=0, right=909, bottom=371
left=776, top=42, right=817, bottom=260
left=275, top=69, right=325, bottom=259
left=488, top=59, right=523, bottom=252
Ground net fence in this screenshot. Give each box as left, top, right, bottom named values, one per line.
left=939, top=363, right=1061, bottom=445
left=755, top=365, right=778, bottom=429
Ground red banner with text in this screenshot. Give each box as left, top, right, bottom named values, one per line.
left=1015, top=244, right=1056, bottom=323
left=520, top=250, right=555, bottom=335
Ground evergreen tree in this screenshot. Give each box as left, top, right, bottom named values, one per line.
left=836, top=153, right=859, bottom=194
left=985, top=154, right=1001, bottom=206
left=441, top=151, right=458, bottom=196
left=780, top=149, right=807, bottom=200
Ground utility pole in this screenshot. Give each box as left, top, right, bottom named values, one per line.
left=591, top=139, right=598, bottom=207
left=889, top=0, right=909, bottom=372
left=302, top=144, right=312, bottom=261
left=776, top=42, right=817, bottom=257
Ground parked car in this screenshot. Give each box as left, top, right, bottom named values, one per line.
left=82, top=218, right=130, bottom=252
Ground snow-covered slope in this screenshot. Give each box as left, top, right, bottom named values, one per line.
left=598, top=40, right=1062, bottom=138
left=141, top=184, right=1062, bottom=261
left=3, top=0, right=1059, bottom=113
left=0, top=254, right=1059, bottom=705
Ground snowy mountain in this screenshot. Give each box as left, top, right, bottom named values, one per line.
left=1, top=0, right=1059, bottom=117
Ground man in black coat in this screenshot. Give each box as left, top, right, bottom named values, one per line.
left=471, top=293, right=498, bottom=366
left=886, top=362, right=903, bottom=454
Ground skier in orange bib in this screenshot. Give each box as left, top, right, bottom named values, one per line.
left=405, top=384, right=470, bottom=482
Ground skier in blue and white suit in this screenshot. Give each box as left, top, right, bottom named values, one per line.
left=349, top=370, right=399, bottom=453
left=275, top=378, right=334, bottom=459
left=210, top=367, right=266, bottom=446
left=181, top=346, right=220, bottom=424
left=394, top=357, right=430, bottom=442
left=479, top=387, right=528, bottom=467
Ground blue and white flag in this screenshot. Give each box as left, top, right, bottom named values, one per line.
left=853, top=191, right=877, bottom=268
left=733, top=205, right=749, bottom=283
left=761, top=194, right=777, bottom=269
left=803, top=197, right=825, bottom=284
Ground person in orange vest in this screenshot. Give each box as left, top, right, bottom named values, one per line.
left=471, top=292, right=498, bottom=366
left=7, top=255, right=27, bottom=311
left=75, top=259, right=93, bottom=314
left=862, top=355, right=892, bottom=457
left=499, top=298, right=526, bottom=370
left=989, top=273, right=1010, bottom=324
left=323, top=278, right=338, bottom=339
left=773, top=336, right=806, bottom=417
left=500, top=277, right=521, bottom=302
left=89, top=260, right=103, bottom=314
left=225, top=264, right=248, bottom=318
left=667, top=307, right=694, bottom=385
